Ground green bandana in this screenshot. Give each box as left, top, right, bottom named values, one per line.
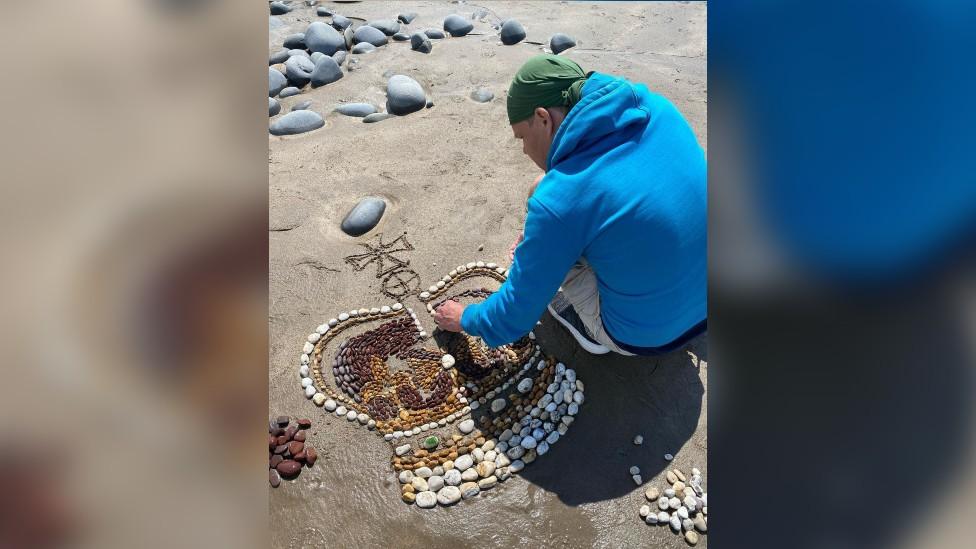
left=507, top=55, right=589, bottom=124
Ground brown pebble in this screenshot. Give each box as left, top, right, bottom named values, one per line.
left=288, top=441, right=304, bottom=455
left=276, top=460, right=302, bottom=477
left=274, top=444, right=288, bottom=455
left=294, top=450, right=307, bottom=462
left=269, top=469, right=281, bottom=487
left=269, top=435, right=277, bottom=450
left=293, top=431, right=306, bottom=442
left=276, top=435, right=288, bottom=446
left=305, top=447, right=318, bottom=466
left=270, top=454, right=283, bottom=468
left=297, top=418, right=312, bottom=429
left=285, top=426, right=298, bottom=440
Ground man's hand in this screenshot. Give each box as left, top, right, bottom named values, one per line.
left=433, top=300, right=464, bottom=332
left=509, top=231, right=524, bottom=263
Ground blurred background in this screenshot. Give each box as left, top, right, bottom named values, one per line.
left=0, top=0, right=973, bottom=548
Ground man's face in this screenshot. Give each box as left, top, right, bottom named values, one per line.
left=512, top=107, right=561, bottom=171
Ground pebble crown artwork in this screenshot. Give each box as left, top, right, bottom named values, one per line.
left=295, top=262, right=586, bottom=508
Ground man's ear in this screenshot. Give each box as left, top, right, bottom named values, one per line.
left=534, top=107, right=551, bottom=125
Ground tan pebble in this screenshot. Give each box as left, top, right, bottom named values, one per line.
left=673, top=469, right=686, bottom=482
left=674, top=481, right=686, bottom=493
left=666, top=471, right=678, bottom=484
left=685, top=531, right=699, bottom=545
left=645, top=486, right=660, bottom=501
left=402, top=484, right=415, bottom=493
left=402, top=492, right=416, bottom=504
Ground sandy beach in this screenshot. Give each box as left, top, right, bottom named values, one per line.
left=269, top=1, right=707, bottom=547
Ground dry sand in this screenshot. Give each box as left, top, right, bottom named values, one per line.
left=269, top=1, right=707, bottom=547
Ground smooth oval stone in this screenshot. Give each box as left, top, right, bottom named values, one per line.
left=269, top=68, right=287, bottom=97
left=335, top=103, right=377, bottom=117
left=283, top=33, right=306, bottom=49
left=362, top=113, right=391, bottom=123
left=270, top=1, right=291, bottom=15
left=500, top=19, right=526, bottom=45
left=459, top=482, right=480, bottom=499
left=287, top=49, right=310, bottom=59
left=458, top=418, right=475, bottom=434
left=269, top=110, right=324, bottom=136
left=470, top=88, right=493, bottom=102
left=279, top=86, right=301, bottom=98
left=285, top=55, right=315, bottom=87
left=367, top=19, right=400, bottom=36
left=344, top=26, right=354, bottom=49
left=316, top=7, right=331, bottom=16
left=305, top=21, right=346, bottom=55
left=353, top=25, right=388, bottom=46
left=331, top=14, right=351, bottom=31
left=410, top=32, right=432, bottom=53
left=310, top=56, right=343, bottom=87
left=392, top=32, right=410, bottom=41
left=291, top=100, right=312, bottom=111
left=269, top=468, right=281, bottom=487
left=443, top=14, right=473, bottom=37
left=269, top=97, right=281, bottom=116
left=386, top=74, right=426, bottom=115
left=340, top=197, right=386, bottom=236
left=550, top=33, right=576, bottom=54
left=332, top=50, right=347, bottom=66
left=310, top=51, right=326, bottom=64
left=415, top=491, right=437, bottom=508
left=398, top=12, right=417, bottom=24
left=436, top=485, right=461, bottom=506
left=424, top=28, right=445, bottom=39
left=269, top=48, right=289, bottom=65
left=276, top=460, right=302, bottom=477
left=685, top=531, right=699, bottom=546
left=351, top=42, right=376, bottom=54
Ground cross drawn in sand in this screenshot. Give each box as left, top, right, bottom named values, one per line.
left=343, top=232, right=415, bottom=278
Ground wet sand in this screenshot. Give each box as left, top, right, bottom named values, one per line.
left=269, top=2, right=707, bottom=547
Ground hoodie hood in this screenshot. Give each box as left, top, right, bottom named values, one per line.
left=547, top=73, right=651, bottom=171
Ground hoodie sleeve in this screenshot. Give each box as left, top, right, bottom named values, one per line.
left=460, top=196, right=584, bottom=347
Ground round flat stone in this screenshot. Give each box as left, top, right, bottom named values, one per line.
left=367, top=19, right=400, bottom=35
left=283, top=33, right=306, bottom=50
left=335, top=103, right=377, bottom=117
left=550, top=33, right=576, bottom=54
left=458, top=419, right=475, bottom=434
left=351, top=42, right=376, bottom=54
left=340, top=197, right=386, bottom=236
left=393, top=32, right=410, bottom=41
left=269, top=110, right=324, bottom=135
left=269, top=49, right=290, bottom=65
left=279, top=86, right=301, bottom=98
left=362, top=113, right=392, bottom=123
left=470, top=88, right=494, bottom=102
left=436, top=486, right=461, bottom=506
left=459, top=482, right=480, bottom=499
left=500, top=19, right=526, bottom=45
left=269, top=68, right=287, bottom=97
left=415, top=491, right=437, bottom=508
left=386, top=75, right=426, bottom=115
left=443, top=14, right=473, bottom=37
left=269, top=97, right=281, bottom=116
left=353, top=25, right=388, bottom=46
left=410, top=32, right=432, bottom=53
left=305, top=21, right=346, bottom=55
left=424, top=28, right=445, bottom=39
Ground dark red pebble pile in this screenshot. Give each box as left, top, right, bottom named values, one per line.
left=269, top=415, right=317, bottom=487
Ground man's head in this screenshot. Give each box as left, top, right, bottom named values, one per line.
left=507, top=55, right=589, bottom=170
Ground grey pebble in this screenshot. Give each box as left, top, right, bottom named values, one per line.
left=269, top=49, right=289, bottom=65
left=398, top=12, right=417, bottom=24
left=424, top=28, right=445, bottom=39
left=332, top=50, right=347, bottom=66
left=362, top=113, right=392, bottom=123
left=335, top=103, right=377, bottom=117
left=269, top=68, right=287, bottom=97
left=331, top=15, right=351, bottom=31
left=392, top=32, right=410, bottom=41
left=270, top=1, right=291, bottom=15
left=500, top=19, right=526, bottom=45
left=550, top=33, right=576, bottom=54
left=470, top=88, right=493, bottom=102
left=288, top=49, right=310, bottom=58
left=269, top=110, right=324, bottom=136
left=344, top=26, right=354, bottom=49
left=285, top=55, right=314, bottom=87
left=351, top=42, right=376, bottom=54
left=279, top=86, right=301, bottom=98
left=305, top=21, right=346, bottom=55
left=310, top=51, right=325, bottom=64
left=310, top=56, right=343, bottom=87
left=269, top=97, right=281, bottom=117
left=291, top=100, right=312, bottom=111
left=367, top=19, right=401, bottom=36
left=443, top=14, right=473, bottom=37
left=410, top=32, right=432, bottom=54
left=386, top=74, right=426, bottom=115
left=282, top=33, right=306, bottom=50
left=353, top=25, right=388, bottom=47
left=316, top=7, right=331, bottom=16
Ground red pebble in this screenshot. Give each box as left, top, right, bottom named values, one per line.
left=287, top=441, right=304, bottom=455
left=304, top=447, right=318, bottom=467
left=276, top=460, right=302, bottom=477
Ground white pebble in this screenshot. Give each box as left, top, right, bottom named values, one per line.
left=304, top=385, right=316, bottom=398
left=629, top=466, right=640, bottom=475
left=633, top=435, right=643, bottom=445
left=639, top=505, right=651, bottom=518
left=301, top=377, right=313, bottom=387
left=664, top=453, right=674, bottom=461
left=324, top=399, right=337, bottom=411
left=632, top=474, right=643, bottom=485
left=345, top=410, right=357, bottom=421
left=307, top=333, right=320, bottom=343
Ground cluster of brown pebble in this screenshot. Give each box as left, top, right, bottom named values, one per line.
left=269, top=416, right=318, bottom=487
left=332, top=316, right=419, bottom=401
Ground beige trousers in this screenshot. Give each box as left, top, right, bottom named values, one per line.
left=558, top=260, right=636, bottom=356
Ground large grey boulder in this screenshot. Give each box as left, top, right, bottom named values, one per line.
left=310, top=56, right=343, bottom=87
left=500, top=20, right=526, bottom=45
left=304, top=21, right=346, bottom=55
left=443, top=14, right=473, bottom=37
left=386, top=75, right=426, bottom=116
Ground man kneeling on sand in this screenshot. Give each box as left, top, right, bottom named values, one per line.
left=433, top=55, right=706, bottom=356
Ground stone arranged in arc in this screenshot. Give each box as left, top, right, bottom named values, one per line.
left=335, top=103, right=378, bottom=117
left=367, top=19, right=401, bottom=36
left=269, top=97, right=281, bottom=117
left=269, top=110, right=324, bottom=136
left=410, top=32, right=432, bottom=54
left=353, top=25, right=389, bottom=47
left=340, top=197, right=386, bottom=236
left=310, top=56, right=343, bottom=87
left=305, top=21, right=346, bottom=55
left=550, top=33, right=576, bottom=55
left=269, top=67, right=288, bottom=97
left=500, top=19, right=526, bottom=45
left=443, top=14, right=474, bottom=37
left=386, top=75, right=427, bottom=116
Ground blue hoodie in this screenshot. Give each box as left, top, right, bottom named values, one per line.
left=461, top=73, right=707, bottom=348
